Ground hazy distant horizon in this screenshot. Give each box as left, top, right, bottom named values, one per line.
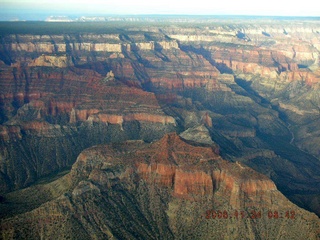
left=2, top=13, right=320, bottom=22
left=0, top=0, right=319, bottom=21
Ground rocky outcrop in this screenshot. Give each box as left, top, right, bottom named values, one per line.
left=1, top=133, right=319, bottom=239
left=69, top=133, right=279, bottom=205
left=179, top=124, right=215, bottom=145
left=279, top=69, right=320, bottom=85
left=0, top=64, right=177, bottom=192
left=1, top=19, right=320, bottom=228
left=86, top=112, right=176, bottom=126
left=0, top=125, right=22, bottom=141
left=26, top=55, right=73, bottom=67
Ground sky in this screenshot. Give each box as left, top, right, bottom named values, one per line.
left=0, top=0, right=319, bottom=20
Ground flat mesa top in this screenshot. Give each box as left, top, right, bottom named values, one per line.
left=0, top=16, right=320, bottom=35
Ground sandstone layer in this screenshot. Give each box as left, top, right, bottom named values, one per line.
left=0, top=19, right=320, bottom=230
left=0, top=133, right=319, bottom=239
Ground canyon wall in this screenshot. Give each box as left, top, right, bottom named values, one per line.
left=1, top=134, right=319, bottom=239
left=1, top=20, right=320, bottom=235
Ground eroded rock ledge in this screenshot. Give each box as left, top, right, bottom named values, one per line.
left=1, top=133, right=319, bottom=239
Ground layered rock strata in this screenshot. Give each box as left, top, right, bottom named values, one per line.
left=1, top=19, right=320, bottom=221
left=1, top=133, right=319, bottom=239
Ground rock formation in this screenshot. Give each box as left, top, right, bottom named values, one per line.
left=1, top=18, right=320, bottom=238
left=0, top=134, right=319, bottom=239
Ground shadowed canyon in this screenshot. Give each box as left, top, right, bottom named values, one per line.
left=0, top=18, right=320, bottom=239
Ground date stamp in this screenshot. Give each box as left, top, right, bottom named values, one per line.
left=205, top=210, right=296, bottom=220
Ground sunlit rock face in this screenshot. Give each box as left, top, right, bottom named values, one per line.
left=1, top=19, right=320, bottom=237
left=0, top=63, right=177, bottom=192
left=1, top=133, right=319, bottom=239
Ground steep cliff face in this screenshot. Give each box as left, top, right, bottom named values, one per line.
left=0, top=64, right=177, bottom=192
left=1, top=23, right=319, bottom=93
left=0, top=133, right=319, bottom=239
left=1, top=19, right=320, bottom=229
left=0, top=27, right=236, bottom=192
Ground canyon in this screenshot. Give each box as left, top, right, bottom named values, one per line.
left=0, top=18, right=320, bottom=239
left=1, top=133, right=319, bottom=239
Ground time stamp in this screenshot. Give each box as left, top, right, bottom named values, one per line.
left=205, top=209, right=296, bottom=220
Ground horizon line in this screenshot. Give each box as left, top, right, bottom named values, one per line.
left=1, top=14, right=320, bottom=22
